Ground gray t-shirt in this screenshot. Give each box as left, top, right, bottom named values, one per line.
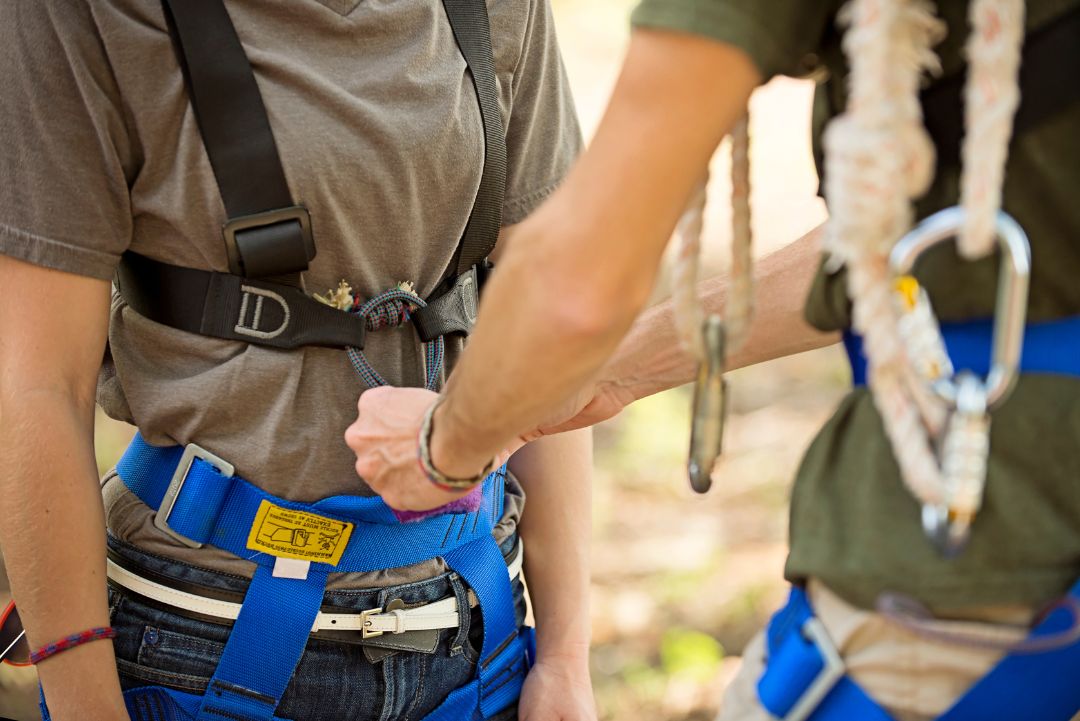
left=0, top=0, right=581, bottom=588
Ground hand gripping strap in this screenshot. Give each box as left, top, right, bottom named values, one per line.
left=116, top=433, right=505, bottom=574
left=110, top=434, right=525, bottom=721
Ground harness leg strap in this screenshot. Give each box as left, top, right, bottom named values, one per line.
left=443, top=535, right=528, bottom=719
left=196, top=564, right=330, bottom=721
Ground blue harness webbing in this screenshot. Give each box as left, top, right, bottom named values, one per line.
left=843, top=315, right=1080, bottom=387
left=47, top=433, right=529, bottom=721
left=757, top=317, right=1080, bottom=720
left=757, top=581, right=1080, bottom=721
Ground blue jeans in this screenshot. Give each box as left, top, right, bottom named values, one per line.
left=104, top=536, right=525, bottom=721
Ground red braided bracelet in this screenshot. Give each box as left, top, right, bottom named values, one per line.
left=29, top=626, right=116, bottom=665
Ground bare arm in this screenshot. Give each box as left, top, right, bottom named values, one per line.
left=512, top=429, right=595, bottom=719
left=0, top=256, right=127, bottom=719
left=348, top=30, right=762, bottom=509
left=543, top=224, right=838, bottom=432
left=432, top=30, right=761, bottom=474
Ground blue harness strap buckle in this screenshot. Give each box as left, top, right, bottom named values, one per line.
left=154, top=443, right=235, bottom=549
left=777, top=618, right=846, bottom=721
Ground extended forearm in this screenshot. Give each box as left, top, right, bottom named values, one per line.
left=432, top=31, right=761, bottom=477
left=0, top=395, right=126, bottom=718
left=512, top=429, right=592, bottom=658
left=601, top=223, right=839, bottom=403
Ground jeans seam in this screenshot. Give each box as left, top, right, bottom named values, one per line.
left=117, top=657, right=210, bottom=692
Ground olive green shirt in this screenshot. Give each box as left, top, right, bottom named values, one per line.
left=633, top=0, right=1080, bottom=610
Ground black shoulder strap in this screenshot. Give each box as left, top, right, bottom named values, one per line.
left=160, top=0, right=315, bottom=278
left=923, top=4, right=1080, bottom=167
left=440, top=0, right=508, bottom=278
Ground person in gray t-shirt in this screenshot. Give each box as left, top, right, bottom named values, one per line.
left=0, top=1, right=594, bottom=719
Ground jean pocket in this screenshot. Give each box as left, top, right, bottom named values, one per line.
left=111, top=595, right=227, bottom=694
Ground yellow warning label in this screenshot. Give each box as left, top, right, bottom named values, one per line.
left=246, top=500, right=353, bottom=566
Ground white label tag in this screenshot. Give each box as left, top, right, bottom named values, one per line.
left=272, top=557, right=311, bottom=580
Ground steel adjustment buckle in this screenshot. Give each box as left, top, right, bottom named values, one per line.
left=153, top=443, right=235, bottom=549
left=781, top=618, right=846, bottom=721
left=890, top=207, right=1031, bottom=553
left=688, top=315, right=728, bottom=494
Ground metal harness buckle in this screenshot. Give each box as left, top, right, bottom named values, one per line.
left=782, top=618, right=846, bottom=721
left=153, top=443, right=236, bottom=549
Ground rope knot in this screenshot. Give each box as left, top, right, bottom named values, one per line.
left=354, top=289, right=421, bottom=331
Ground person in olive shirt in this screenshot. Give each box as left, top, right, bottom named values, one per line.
left=346, top=0, right=1080, bottom=719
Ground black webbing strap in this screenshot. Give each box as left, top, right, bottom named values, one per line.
left=160, top=0, right=315, bottom=277
left=440, top=0, right=507, bottom=278
left=118, top=253, right=367, bottom=350
left=118, top=0, right=503, bottom=350
left=412, top=0, right=508, bottom=341
left=923, top=4, right=1080, bottom=167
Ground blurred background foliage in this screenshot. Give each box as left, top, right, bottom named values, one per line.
left=2, top=0, right=850, bottom=719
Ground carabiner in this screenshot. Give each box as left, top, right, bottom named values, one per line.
left=687, top=314, right=727, bottom=494
left=889, top=206, right=1031, bottom=409
left=890, top=206, right=1031, bottom=554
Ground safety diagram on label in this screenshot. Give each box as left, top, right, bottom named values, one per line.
left=246, top=500, right=354, bottom=565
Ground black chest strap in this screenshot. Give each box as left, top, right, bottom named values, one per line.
left=160, top=0, right=315, bottom=279
left=118, top=0, right=506, bottom=350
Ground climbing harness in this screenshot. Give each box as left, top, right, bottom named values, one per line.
left=45, top=0, right=535, bottom=718
left=757, top=580, right=1080, bottom=721
left=38, top=435, right=533, bottom=721
left=117, top=0, right=504, bottom=361
left=674, top=115, right=753, bottom=493
left=749, top=1, right=1080, bottom=720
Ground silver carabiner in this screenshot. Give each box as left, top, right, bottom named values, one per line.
left=889, top=206, right=1031, bottom=409
left=687, top=314, right=727, bottom=494
left=890, top=206, right=1031, bottom=554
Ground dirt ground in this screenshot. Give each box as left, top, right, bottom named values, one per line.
left=0, top=1, right=847, bottom=718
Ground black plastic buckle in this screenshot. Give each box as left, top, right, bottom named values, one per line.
left=222, top=205, right=315, bottom=277
left=413, top=264, right=488, bottom=343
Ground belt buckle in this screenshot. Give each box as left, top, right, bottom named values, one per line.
left=154, top=443, right=235, bottom=549
left=781, top=618, right=846, bottom=721
left=360, top=607, right=385, bottom=639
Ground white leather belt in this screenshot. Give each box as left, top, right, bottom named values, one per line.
left=107, top=540, right=524, bottom=639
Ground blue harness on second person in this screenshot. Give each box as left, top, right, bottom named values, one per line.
left=755, top=316, right=1080, bottom=721
left=81, top=434, right=531, bottom=721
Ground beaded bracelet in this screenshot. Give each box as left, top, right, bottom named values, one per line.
left=29, top=626, right=116, bottom=665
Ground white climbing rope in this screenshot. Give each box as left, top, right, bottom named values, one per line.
left=672, top=113, right=754, bottom=362
left=823, top=0, right=1025, bottom=510
left=670, top=0, right=1025, bottom=517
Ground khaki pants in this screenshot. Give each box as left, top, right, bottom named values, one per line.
left=718, top=580, right=1079, bottom=721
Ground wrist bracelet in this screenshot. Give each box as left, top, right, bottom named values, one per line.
left=30, top=626, right=116, bottom=665
left=417, top=400, right=495, bottom=491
